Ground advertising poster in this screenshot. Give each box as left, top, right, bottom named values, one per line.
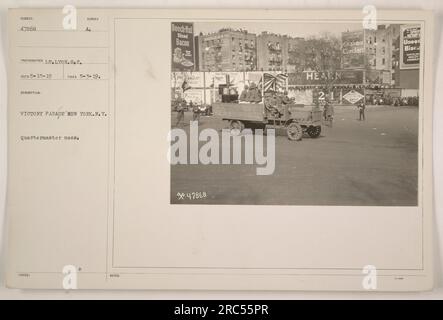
left=288, top=88, right=313, bottom=105
left=171, top=22, right=195, bottom=71
left=183, top=89, right=204, bottom=104
left=288, top=70, right=363, bottom=85
left=341, top=30, right=365, bottom=69
left=171, top=72, right=204, bottom=89
left=342, top=88, right=365, bottom=105
left=400, top=25, right=421, bottom=69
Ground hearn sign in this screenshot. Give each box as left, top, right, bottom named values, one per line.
left=288, top=70, right=364, bottom=85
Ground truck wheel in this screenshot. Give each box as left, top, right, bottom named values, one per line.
left=307, top=126, right=321, bottom=138
left=287, top=123, right=303, bottom=141
left=229, top=120, right=244, bottom=133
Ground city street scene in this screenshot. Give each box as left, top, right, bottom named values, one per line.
left=170, top=21, right=421, bottom=206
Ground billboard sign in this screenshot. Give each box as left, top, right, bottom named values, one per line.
left=341, top=30, right=365, bottom=69
left=343, top=90, right=364, bottom=104
left=400, top=25, right=420, bottom=69
left=171, top=22, right=195, bottom=71
left=288, top=70, right=363, bottom=85
left=171, top=72, right=204, bottom=89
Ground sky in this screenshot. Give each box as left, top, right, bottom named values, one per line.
left=194, top=21, right=363, bottom=39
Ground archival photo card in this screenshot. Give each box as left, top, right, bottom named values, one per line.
left=5, top=8, right=434, bottom=291
left=170, top=20, right=422, bottom=207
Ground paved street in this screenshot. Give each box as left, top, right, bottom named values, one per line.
left=171, top=106, right=418, bottom=206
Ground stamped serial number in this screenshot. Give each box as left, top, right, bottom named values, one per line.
left=176, top=191, right=207, bottom=200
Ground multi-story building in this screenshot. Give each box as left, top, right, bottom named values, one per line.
left=196, top=29, right=319, bottom=73
left=386, top=25, right=401, bottom=86
left=364, top=29, right=377, bottom=69
left=256, top=32, right=289, bottom=71
left=342, top=25, right=401, bottom=86
left=372, top=25, right=402, bottom=86
left=196, top=29, right=257, bottom=72
left=195, top=25, right=416, bottom=93
left=287, top=37, right=306, bottom=73
left=364, top=28, right=388, bottom=85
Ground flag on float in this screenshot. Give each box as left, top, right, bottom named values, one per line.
left=259, top=73, right=288, bottom=92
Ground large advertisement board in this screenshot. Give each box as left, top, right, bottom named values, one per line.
left=341, top=30, right=365, bottom=69
left=171, top=22, right=195, bottom=71
left=288, top=70, right=364, bottom=85
left=400, top=25, right=420, bottom=70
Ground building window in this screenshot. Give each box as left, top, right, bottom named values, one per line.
left=382, top=58, right=385, bottom=65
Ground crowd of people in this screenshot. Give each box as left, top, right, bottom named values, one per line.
left=367, top=95, right=419, bottom=106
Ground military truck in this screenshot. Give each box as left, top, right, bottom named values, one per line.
left=212, top=101, right=323, bottom=141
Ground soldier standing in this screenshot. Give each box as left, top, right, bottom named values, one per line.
left=248, top=82, right=262, bottom=103
left=175, top=98, right=186, bottom=127
left=239, top=84, right=249, bottom=102
left=358, top=100, right=366, bottom=121
left=324, top=100, right=334, bottom=120
left=191, top=101, right=200, bottom=122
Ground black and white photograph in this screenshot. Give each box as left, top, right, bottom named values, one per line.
left=2, top=6, right=438, bottom=295
left=170, top=21, right=421, bottom=206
